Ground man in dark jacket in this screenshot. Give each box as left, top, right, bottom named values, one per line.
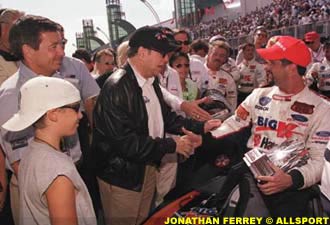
left=92, top=26, right=218, bottom=225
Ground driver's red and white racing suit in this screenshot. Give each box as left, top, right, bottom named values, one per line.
left=211, top=85, right=330, bottom=189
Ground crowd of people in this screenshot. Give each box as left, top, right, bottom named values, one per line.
left=191, top=0, right=330, bottom=40
left=1, top=2, right=330, bottom=225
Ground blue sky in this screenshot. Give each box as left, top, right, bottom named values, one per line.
left=1, top=0, right=174, bottom=55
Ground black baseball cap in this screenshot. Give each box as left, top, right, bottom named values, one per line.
left=129, top=26, right=179, bottom=55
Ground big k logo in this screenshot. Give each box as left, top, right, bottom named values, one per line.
left=255, top=116, right=302, bottom=138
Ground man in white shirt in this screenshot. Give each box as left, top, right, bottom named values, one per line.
left=205, top=40, right=238, bottom=112
left=92, top=26, right=219, bottom=225
left=237, top=42, right=267, bottom=104
left=304, top=31, right=324, bottom=63
left=305, top=42, right=330, bottom=97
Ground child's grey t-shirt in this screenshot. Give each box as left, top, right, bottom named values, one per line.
left=18, top=140, right=96, bottom=225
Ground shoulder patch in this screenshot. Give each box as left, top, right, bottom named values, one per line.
left=235, top=105, right=249, bottom=121
left=291, top=101, right=314, bottom=114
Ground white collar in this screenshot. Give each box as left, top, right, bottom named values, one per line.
left=128, top=59, right=154, bottom=88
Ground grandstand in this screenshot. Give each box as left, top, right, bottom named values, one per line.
left=190, top=0, right=330, bottom=49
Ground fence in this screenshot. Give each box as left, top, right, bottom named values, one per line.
left=226, top=20, right=330, bottom=50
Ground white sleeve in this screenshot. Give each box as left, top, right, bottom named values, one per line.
left=305, top=63, right=318, bottom=87
left=211, top=88, right=256, bottom=138
left=226, top=78, right=238, bottom=111
left=230, top=65, right=241, bottom=82
left=160, top=85, right=183, bottom=111
left=256, top=64, right=267, bottom=86
left=297, top=103, right=330, bottom=188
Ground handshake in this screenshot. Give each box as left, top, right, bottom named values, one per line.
left=173, top=119, right=222, bottom=158
left=174, top=127, right=202, bottom=158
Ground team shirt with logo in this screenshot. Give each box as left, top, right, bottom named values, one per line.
left=221, top=60, right=240, bottom=82
left=237, top=58, right=267, bottom=94
left=211, top=86, right=330, bottom=188
left=306, top=58, right=330, bottom=91
left=189, top=57, right=209, bottom=91
left=206, top=66, right=238, bottom=112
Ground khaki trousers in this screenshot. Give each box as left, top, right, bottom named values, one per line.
left=98, top=166, right=156, bottom=225
left=155, top=153, right=177, bottom=206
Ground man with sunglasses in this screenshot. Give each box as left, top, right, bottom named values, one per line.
left=236, top=26, right=268, bottom=65
left=173, top=29, right=209, bottom=92
left=92, top=26, right=220, bottom=225
left=304, top=31, right=324, bottom=63
left=211, top=36, right=330, bottom=216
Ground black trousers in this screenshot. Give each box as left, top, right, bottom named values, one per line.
left=236, top=172, right=315, bottom=217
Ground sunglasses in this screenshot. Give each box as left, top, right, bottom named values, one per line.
left=176, top=40, right=190, bottom=45
left=60, top=103, right=80, bottom=113
left=305, top=41, right=314, bottom=45
left=174, top=63, right=190, bottom=68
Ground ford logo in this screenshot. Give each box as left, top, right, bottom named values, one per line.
left=291, top=114, right=308, bottom=122
left=259, top=96, right=271, bottom=106
left=316, top=131, right=330, bottom=137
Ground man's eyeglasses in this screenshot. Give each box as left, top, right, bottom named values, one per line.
left=305, top=41, right=314, bottom=45
left=174, top=63, right=190, bottom=68
left=176, top=40, right=190, bottom=45
left=60, top=103, right=80, bottom=113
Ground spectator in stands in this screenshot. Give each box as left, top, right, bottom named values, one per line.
left=237, top=42, right=267, bottom=104
left=2, top=76, right=96, bottom=225
left=304, top=31, right=324, bottom=63
left=205, top=40, right=238, bottom=112
left=72, top=49, right=94, bottom=72
left=0, top=8, right=24, bottom=85
left=305, top=42, right=330, bottom=97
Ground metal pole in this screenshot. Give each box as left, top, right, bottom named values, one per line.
left=140, top=0, right=161, bottom=24
left=96, top=26, right=111, bottom=43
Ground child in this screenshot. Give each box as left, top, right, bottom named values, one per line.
left=2, top=76, right=96, bottom=225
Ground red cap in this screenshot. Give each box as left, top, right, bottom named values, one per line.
left=304, top=31, right=320, bottom=42
left=256, top=36, right=311, bottom=67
